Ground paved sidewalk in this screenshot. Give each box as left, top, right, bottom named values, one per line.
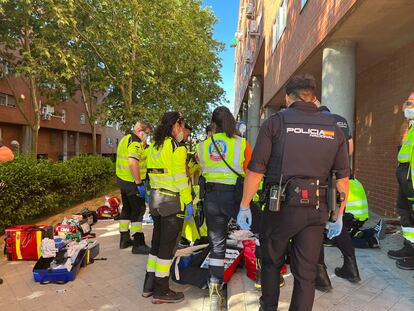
left=228, top=215, right=414, bottom=311
left=0, top=194, right=210, bottom=311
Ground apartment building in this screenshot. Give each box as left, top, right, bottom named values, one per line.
left=0, top=75, right=123, bottom=160
left=233, top=0, right=414, bottom=216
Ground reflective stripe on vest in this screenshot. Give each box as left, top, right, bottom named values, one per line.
left=398, top=127, right=414, bottom=163
left=116, top=134, right=147, bottom=181
left=147, top=138, right=189, bottom=194
left=346, top=179, right=369, bottom=221
left=197, top=133, right=246, bottom=185
left=402, top=226, right=414, bottom=243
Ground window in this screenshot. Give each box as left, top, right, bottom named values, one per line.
left=106, top=137, right=113, bottom=145
left=0, top=93, right=16, bottom=107
left=301, top=0, right=308, bottom=10
left=80, top=113, right=86, bottom=125
left=272, top=0, right=288, bottom=53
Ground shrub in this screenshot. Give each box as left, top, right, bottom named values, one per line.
left=0, top=155, right=115, bottom=232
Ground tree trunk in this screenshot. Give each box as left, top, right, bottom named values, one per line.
left=28, top=76, right=40, bottom=155
left=91, top=122, right=97, bottom=155
left=31, top=126, right=39, bottom=156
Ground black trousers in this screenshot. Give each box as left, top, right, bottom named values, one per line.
left=396, top=164, right=414, bottom=247
left=260, top=205, right=329, bottom=311
left=319, top=213, right=355, bottom=265
left=204, top=189, right=238, bottom=282
left=150, top=213, right=184, bottom=260
left=120, top=190, right=146, bottom=225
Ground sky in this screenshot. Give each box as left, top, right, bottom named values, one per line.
left=202, top=0, right=239, bottom=111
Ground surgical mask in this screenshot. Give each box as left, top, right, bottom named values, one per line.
left=176, top=131, right=184, bottom=143
left=404, top=108, right=414, bottom=119
left=141, top=133, right=149, bottom=142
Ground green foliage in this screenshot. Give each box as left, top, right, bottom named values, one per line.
left=0, top=155, right=115, bottom=232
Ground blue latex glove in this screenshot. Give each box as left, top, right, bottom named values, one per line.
left=327, top=214, right=343, bottom=239
left=237, top=206, right=252, bottom=230
left=185, top=203, right=194, bottom=221
left=136, top=183, right=146, bottom=199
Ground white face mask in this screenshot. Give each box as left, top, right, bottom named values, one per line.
left=404, top=108, right=414, bottom=119
left=176, top=131, right=184, bottom=143
left=141, top=133, right=149, bottom=142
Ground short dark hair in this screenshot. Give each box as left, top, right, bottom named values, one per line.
left=285, top=74, right=317, bottom=97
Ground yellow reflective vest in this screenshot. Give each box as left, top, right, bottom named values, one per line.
left=346, top=179, right=369, bottom=221
left=116, top=133, right=147, bottom=182
left=196, top=133, right=246, bottom=185
left=398, top=125, right=414, bottom=189
left=147, top=137, right=192, bottom=205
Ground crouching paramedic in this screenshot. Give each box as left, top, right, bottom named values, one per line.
left=196, top=106, right=252, bottom=311
left=142, top=112, right=193, bottom=304
left=116, top=121, right=151, bottom=255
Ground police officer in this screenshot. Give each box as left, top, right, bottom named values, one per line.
left=116, top=121, right=151, bottom=255
left=238, top=75, right=350, bottom=311
left=196, top=106, right=251, bottom=311
left=142, top=111, right=193, bottom=304
left=388, top=92, right=414, bottom=270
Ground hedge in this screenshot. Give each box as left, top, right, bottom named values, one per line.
left=0, top=155, right=115, bottom=232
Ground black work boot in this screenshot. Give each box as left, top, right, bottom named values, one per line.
left=119, top=231, right=133, bottom=249
left=142, top=272, right=155, bottom=298
left=152, top=276, right=184, bottom=304
left=315, top=264, right=332, bottom=292
left=335, top=256, right=361, bottom=283
left=387, top=242, right=414, bottom=260
left=131, top=233, right=151, bottom=255
left=396, top=257, right=414, bottom=270
left=208, top=279, right=224, bottom=311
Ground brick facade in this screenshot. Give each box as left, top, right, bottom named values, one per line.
left=0, top=76, right=123, bottom=160
left=234, top=0, right=414, bottom=216
left=355, top=42, right=414, bottom=216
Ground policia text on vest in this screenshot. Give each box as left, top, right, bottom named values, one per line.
left=239, top=75, right=350, bottom=311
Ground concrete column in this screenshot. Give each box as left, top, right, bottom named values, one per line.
left=240, top=102, right=248, bottom=123
left=21, top=125, right=32, bottom=154
left=247, top=76, right=261, bottom=147
left=75, top=132, right=80, bottom=156
left=62, top=131, right=68, bottom=161
left=322, top=40, right=356, bottom=132
left=265, top=105, right=278, bottom=119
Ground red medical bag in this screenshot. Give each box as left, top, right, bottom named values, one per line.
left=4, top=225, right=53, bottom=261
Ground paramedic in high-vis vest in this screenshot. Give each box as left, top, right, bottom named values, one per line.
left=116, top=121, right=151, bottom=255
left=142, top=111, right=193, bottom=304
left=197, top=106, right=252, bottom=311
left=388, top=93, right=414, bottom=270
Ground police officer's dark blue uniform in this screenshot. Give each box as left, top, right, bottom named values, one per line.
left=237, top=75, right=350, bottom=311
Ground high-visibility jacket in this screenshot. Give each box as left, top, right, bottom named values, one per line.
left=147, top=137, right=191, bottom=205
left=346, top=179, right=369, bottom=221
left=196, top=133, right=247, bottom=185
left=116, top=133, right=147, bottom=182
left=397, top=125, right=414, bottom=242
left=398, top=125, right=414, bottom=188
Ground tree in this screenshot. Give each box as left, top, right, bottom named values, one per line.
left=0, top=0, right=79, bottom=154
left=62, top=0, right=225, bottom=131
